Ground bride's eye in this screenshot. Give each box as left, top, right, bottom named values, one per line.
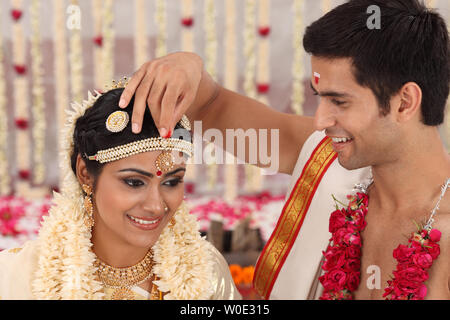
left=123, top=178, right=145, bottom=188
left=163, top=178, right=183, bottom=187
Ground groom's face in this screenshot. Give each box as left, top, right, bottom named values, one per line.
left=310, top=56, right=399, bottom=170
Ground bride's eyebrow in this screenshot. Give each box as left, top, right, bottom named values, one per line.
left=118, top=167, right=186, bottom=178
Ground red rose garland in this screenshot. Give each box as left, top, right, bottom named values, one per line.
left=319, top=192, right=441, bottom=300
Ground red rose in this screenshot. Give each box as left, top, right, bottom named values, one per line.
left=393, top=244, right=414, bottom=262
left=332, top=227, right=349, bottom=246
left=412, top=252, right=433, bottom=269
left=320, top=269, right=347, bottom=291
left=394, top=266, right=429, bottom=283
left=349, top=211, right=367, bottom=230
left=356, top=192, right=369, bottom=207
left=323, top=248, right=346, bottom=271
left=396, top=279, right=422, bottom=295
left=320, top=291, right=333, bottom=300
left=429, top=229, right=441, bottom=242
left=346, top=272, right=360, bottom=291
left=329, top=209, right=347, bottom=233
left=344, top=259, right=361, bottom=272
left=416, top=284, right=427, bottom=300
left=343, top=231, right=361, bottom=246
left=345, top=245, right=361, bottom=259
left=426, top=242, right=440, bottom=260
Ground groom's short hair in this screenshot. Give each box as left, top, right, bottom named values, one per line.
left=303, top=0, right=449, bottom=126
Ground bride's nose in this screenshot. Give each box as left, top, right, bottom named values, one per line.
left=141, top=187, right=166, bottom=215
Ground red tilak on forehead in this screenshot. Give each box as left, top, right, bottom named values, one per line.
left=314, top=72, right=321, bottom=84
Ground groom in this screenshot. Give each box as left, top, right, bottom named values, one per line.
left=120, top=0, right=450, bottom=299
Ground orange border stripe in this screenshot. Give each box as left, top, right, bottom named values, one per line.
left=253, top=137, right=336, bottom=299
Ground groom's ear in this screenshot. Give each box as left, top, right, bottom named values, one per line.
left=394, top=82, right=422, bottom=123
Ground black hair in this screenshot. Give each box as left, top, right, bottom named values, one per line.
left=303, top=0, right=450, bottom=125
left=71, top=88, right=191, bottom=180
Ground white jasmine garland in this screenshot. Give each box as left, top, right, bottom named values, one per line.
left=291, top=0, right=305, bottom=115
left=0, top=4, right=10, bottom=195
left=53, top=0, right=70, bottom=188
left=204, top=0, right=218, bottom=190
left=69, top=0, right=83, bottom=103
left=155, top=0, right=167, bottom=58
left=12, top=0, right=31, bottom=197
left=102, top=0, right=115, bottom=86
left=182, top=0, right=197, bottom=182
left=92, top=0, right=104, bottom=90
left=134, top=0, right=148, bottom=69
left=224, top=0, right=237, bottom=203
left=31, top=0, right=46, bottom=185
left=32, top=88, right=214, bottom=299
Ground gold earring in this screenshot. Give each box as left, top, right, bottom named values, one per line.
left=82, top=184, right=94, bottom=229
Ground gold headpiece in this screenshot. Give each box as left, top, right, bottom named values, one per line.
left=87, top=137, right=193, bottom=164
left=82, top=78, right=194, bottom=173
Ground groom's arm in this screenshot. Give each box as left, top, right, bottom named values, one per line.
left=120, top=52, right=316, bottom=175
left=190, top=70, right=316, bottom=174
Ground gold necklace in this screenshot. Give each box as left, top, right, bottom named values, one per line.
left=94, top=250, right=156, bottom=300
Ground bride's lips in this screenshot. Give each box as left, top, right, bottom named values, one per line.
left=126, top=214, right=163, bottom=231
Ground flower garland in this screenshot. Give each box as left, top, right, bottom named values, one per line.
left=204, top=0, right=218, bottom=190
left=319, top=190, right=442, bottom=300
left=30, top=0, right=46, bottom=185
left=224, top=0, right=238, bottom=203
left=256, top=0, right=270, bottom=106
left=11, top=0, right=31, bottom=197
left=31, top=87, right=214, bottom=299
left=0, top=4, right=10, bottom=196
left=101, top=0, right=115, bottom=87
left=246, top=0, right=272, bottom=192
left=53, top=0, right=70, bottom=189
left=155, top=0, right=167, bottom=58
left=134, top=0, right=148, bottom=69
left=291, top=0, right=305, bottom=115
left=243, top=0, right=261, bottom=193
left=181, top=0, right=197, bottom=182
left=69, top=0, right=83, bottom=103
left=92, top=0, right=104, bottom=90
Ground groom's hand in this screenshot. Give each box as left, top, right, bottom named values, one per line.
left=119, top=52, right=203, bottom=137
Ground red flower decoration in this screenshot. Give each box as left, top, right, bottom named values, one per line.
left=18, top=170, right=30, bottom=180
left=93, top=35, right=103, bottom=47
left=185, top=182, right=195, bottom=194
left=11, top=9, right=23, bottom=21
left=14, top=64, right=27, bottom=75
left=15, top=118, right=29, bottom=129
left=257, top=83, right=270, bottom=94
left=320, top=189, right=441, bottom=300
left=258, top=26, right=271, bottom=36
left=181, top=17, right=194, bottom=27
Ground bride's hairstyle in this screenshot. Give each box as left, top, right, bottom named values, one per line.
left=71, top=88, right=190, bottom=179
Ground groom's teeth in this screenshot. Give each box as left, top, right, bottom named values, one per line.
left=128, top=215, right=158, bottom=225
left=332, top=137, right=352, bottom=143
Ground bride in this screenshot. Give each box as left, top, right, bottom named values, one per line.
left=0, top=80, right=241, bottom=300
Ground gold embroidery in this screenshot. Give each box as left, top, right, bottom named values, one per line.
left=253, top=138, right=336, bottom=298
left=8, top=247, right=22, bottom=254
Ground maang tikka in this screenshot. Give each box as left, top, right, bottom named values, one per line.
left=82, top=184, right=95, bottom=229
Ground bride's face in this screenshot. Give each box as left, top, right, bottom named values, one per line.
left=90, top=150, right=186, bottom=250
